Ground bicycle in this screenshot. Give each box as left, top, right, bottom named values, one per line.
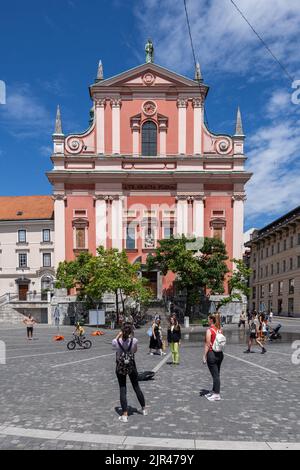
left=67, top=333, right=92, bottom=350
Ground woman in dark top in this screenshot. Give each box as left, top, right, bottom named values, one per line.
left=149, top=318, right=163, bottom=355
left=167, top=315, right=181, bottom=365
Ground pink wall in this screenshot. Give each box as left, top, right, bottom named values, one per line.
left=65, top=195, right=96, bottom=260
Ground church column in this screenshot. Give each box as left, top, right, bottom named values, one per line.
left=192, top=97, right=203, bottom=155
left=158, top=116, right=168, bottom=157
left=95, top=99, right=106, bottom=154
left=111, top=196, right=124, bottom=250
left=176, top=196, right=188, bottom=235
left=131, top=116, right=140, bottom=157
left=53, top=195, right=66, bottom=268
left=193, top=195, right=205, bottom=238
left=111, top=98, right=121, bottom=154
left=94, top=196, right=107, bottom=249
left=232, top=193, right=246, bottom=261
left=177, top=99, right=188, bottom=154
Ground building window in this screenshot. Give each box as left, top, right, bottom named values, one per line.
left=290, top=236, right=294, bottom=248
left=18, top=230, right=26, bottom=243
left=126, top=226, right=136, bottom=249
left=278, top=298, right=283, bottom=314
left=265, top=266, right=268, bottom=277
left=269, top=283, right=273, bottom=295
left=289, top=279, right=295, bottom=295
left=266, top=247, right=269, bottom=258
left=76, top=228, right=86, bottom=249
left=252, top=287, right=256, bottom=299
left=42, top=229, right=51, bottom=243
left=271, top=245, right=274, bottom=256
left=283, top=239, right=287, bottom=251
left=277, top=262, right=280, bottom=274
left=283, top=260, right=286, bottom=272
left=163, top=226, right=174, bottom=239
left=277, top=242, right=280, bottom=253
left=213, top=227, right=223, bottom=240
left=268, top=300, right=273, bottom=312
left=260, top=268, right=263, bottom=279
left=253, top=270, right=256, bottom=280
left=288, top=298, right=294, bottom=315
left=18, top=253, right=27, bottom=268
left=290, top=258, right=293, bottom=270
left=43, top=253, right=51, bottom=268
left=260, top=285, right=264, bottom=298
left=142, top=121, right=157, bottom=156
left=278, top=281, right=283, bottom=296
left=298, top=256, right=300, bottom=268
left=271, top=264, right=273, bottom=275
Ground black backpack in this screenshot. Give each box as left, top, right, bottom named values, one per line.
left=116, top=338, right=135, bottom=375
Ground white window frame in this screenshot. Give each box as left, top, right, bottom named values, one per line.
left=18, top=229, right=27, bottom=243
left=42, top=253, right=52, bottom=268
left=18, top=253, right=27, bottom=268
left=42, top=229, right=51, bottom=243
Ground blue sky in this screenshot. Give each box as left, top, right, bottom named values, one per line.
left=0, top=0, right=299, bottom=231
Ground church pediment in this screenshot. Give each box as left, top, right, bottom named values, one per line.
left=90, top=63, right=209, bottom=92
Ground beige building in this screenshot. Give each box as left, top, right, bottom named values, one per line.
left=246, top=206, right=300, bottom=317
left=0, top=196, right=55, bottom=323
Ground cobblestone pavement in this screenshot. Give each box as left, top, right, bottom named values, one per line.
left=0, top=320, right=299, bottom=449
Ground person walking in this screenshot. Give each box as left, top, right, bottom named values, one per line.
left=167, top=315, right=181, bottom=365
left=269, top=310, right=273, bottom=323
left=23, top=314, right=37, bottom=340
left=203, top=313, right=224, bottom=401
left=244, top=312, right=266, bottom=354
left=112, top=322, right=147, bottom=423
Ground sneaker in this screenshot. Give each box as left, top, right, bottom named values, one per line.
left=243, top=349, right=251, bottom=353
left=150, top=352, right=154, bottom=356
left=119, top=415, right=128, bottom=423
left=261, top=348, right=267, bottom=354
left=141, top=408, right=148, bottom=416
left=160, top=352, right=166, bottom=356
left=204, top=392, right=213, bottom=398
left=206, top=393, right=221, bottom=401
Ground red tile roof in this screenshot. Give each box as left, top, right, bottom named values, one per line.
left=0, top=196, right=54, bottom=221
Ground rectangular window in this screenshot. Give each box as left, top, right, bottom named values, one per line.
left=126, top=226, right=136, bottom=249
left=278, top=281, right=283, bottom=296
left=260, top=268, right=263, bottom=279
left=271, top=264, right=273, bottom=275
left=271, top=245, right=274, bottom=256
left=269, top=283, right=273, bottom=295
left=163, top=226, right=174, bottom=239
left=213, top=227, right=223, bottom=240
left=289, top=279, right=295, bottom=295
left=290, top=236, right=294, bottom=248
left=18, top=230, right=26, bottom=243
left=290, top=258, right=293, bottom=270
left=42, top=229, right=51, bottom=243
left=283, top=260, right=286, bottom=272
left=76, top=228, right=86, bottom=249
left=277, top=262, right=280, bottom=274
left=278, top=298, right=283, bottom=314
left=18, top=253, right=27, bottom=268
left=288, top=298, right=294, bottom=315
left=266, top=247, right=269, bottom=258
left=144, top=226, right=156, bottom=249
left=74, top=209, right=87, bottom=217
left=277, top=242, right=280, bottom=253
left=43, top=253, right=51, bottom=268
left=252, top=287, right=256, bottom=299
left=298, top=234, right=300, bottom=245
left=265, top=266, right=268, bottom=277
left=283, top=239, right=287, bottom=251
left=253, top=270, right=256, bottom=280
left=260, top=285, right=264, bottom=298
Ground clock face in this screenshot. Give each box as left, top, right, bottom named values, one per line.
left=142, top=100, right=157, bottom=116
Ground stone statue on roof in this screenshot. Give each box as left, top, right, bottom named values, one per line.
left=145, top=39, right=154, bottom=63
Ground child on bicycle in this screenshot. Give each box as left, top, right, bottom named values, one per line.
left=74, top=322, right=85, bottom=339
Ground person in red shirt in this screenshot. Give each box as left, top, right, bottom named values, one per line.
left=203, top=313, right=223, bottom=401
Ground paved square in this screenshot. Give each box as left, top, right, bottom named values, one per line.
left=0, top=319, right=299, bottom=449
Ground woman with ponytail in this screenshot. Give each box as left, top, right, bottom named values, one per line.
left=203, top=312, right=224, bottom=401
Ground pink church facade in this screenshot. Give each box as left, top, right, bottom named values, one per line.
left=47, top=57, right=251, bottom=298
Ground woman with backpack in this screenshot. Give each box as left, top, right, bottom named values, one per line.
left=202, top=313, right=225, bottom=402
left=244, top=312, right=266, bottom=354
left=167, top=315, right=181, bottom=365
left=112, top=322, right=147, bottom=423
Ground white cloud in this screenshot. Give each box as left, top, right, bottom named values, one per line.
left=39, top=145, right=53, bottom=157
left=135, top=0, right=300, bottom=80
left=0, top=85, right=53, bottom=138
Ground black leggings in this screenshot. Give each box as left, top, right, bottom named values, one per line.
left=116, top=368, right=145, bottom=413
left=207, top=351, right=223, bottom=394
left=27, top=327, right=33, bottom=338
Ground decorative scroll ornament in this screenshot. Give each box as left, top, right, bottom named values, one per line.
left=110, top=98, right=122, bottom=108
left=215, top=137, right=232, bottom=154
left=142, top=100, right=157, bottom=116
left=66, top=136, right=84, bottom=154
left=143, top=72, right=155, bottom=86
left=192, top=97, right=203, bottom=108
left=95, top=98, right=106, bottom=108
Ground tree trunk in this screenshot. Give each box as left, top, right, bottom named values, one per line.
left=115, top=290, right=119, bottom=325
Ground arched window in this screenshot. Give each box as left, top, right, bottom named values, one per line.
left=142, top=121, right=157, bottom=156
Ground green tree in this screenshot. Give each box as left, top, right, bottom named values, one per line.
left=56, top=247, right=152, bottom=323
left=147, top=235, right=229, bottom=316
left=216, top=258, right=252, bottom=310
